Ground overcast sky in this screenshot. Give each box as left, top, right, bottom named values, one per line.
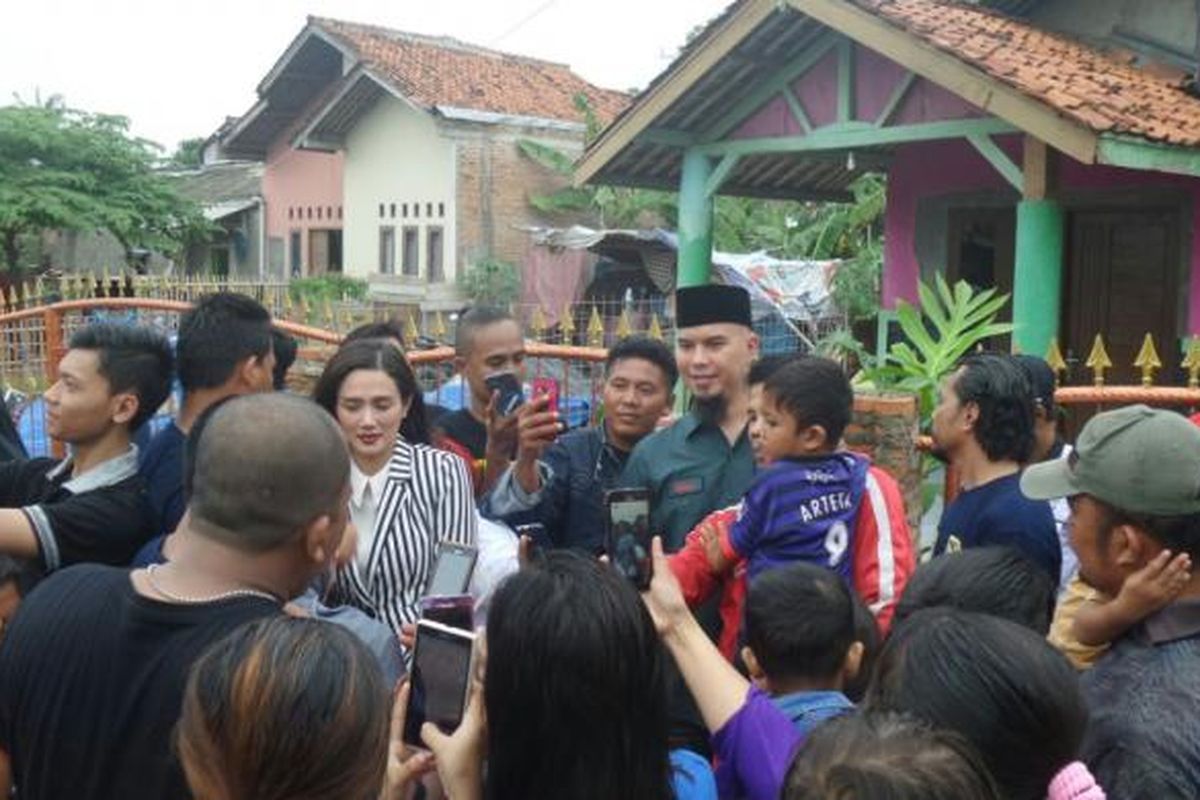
left=0, top=0, right=732, bottom=153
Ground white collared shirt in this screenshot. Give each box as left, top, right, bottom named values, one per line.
left=349, top=462, right=389, bottom=574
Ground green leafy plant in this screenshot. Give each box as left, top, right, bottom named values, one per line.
left=865, top=274, right=1013, bottom=425
left=459, top=258, right=520, bottom=307
left=288, top=275, right=367, bottom=306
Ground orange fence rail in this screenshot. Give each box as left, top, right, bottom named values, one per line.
left=4, top=299, right=1198, bottom=510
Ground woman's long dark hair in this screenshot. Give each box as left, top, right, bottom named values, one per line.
left=484, top=552, right=673, bottom=800
left=312, top=339, right=430, bottom=445
left=867, top=608, right=1087, bottom=800
left=177, top=617, right=390, bottom=800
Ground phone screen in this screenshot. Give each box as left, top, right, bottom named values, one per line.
left=403, top=622, right=474, bottom=747
left=606, top=492, right=652, bottom=590
left=427, top=544, right=477, bottom=596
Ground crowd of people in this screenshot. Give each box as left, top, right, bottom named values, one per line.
left=0, top=281, right=1197, bottom=799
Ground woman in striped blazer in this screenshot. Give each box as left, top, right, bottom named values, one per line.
left=314, top=340, right=476, bottom=639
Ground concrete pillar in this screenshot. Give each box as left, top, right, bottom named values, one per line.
left=677, top=149, right=714, bottom=288
left=1012, top=199, right=1064, bottom=355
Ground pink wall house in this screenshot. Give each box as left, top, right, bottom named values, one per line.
left=262, top=141, right=344, bottom=278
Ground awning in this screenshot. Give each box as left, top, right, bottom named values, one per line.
left=203, top=198, right=260, bottom=222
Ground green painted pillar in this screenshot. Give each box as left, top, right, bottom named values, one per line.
left=677, top=149, right=714, bottom=287
left=1012, top=199, right=1064, bottom=355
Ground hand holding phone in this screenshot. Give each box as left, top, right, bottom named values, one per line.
left=531, top=377, right=560, bottom=417
left=403, top=620, right=476, bottom=748
left=604, top=489, right=653, bottom=590
left=484, top=372, right=524, bottom=417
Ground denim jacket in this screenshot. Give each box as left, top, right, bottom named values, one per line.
left=482, top=425, right=628, bottom=554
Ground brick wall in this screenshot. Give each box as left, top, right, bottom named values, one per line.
left=453, top=124, right=593, bottom=274
left=844, top=391, right=923, bottom=536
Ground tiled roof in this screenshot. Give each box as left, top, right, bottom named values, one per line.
left=310, top=17, right=629, bottom=125
left=858, top=0, right=1200, bottom=147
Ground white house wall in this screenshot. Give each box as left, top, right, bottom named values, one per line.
left=343, top=95, right=457, bottom=298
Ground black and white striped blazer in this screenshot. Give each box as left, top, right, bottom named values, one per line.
left=336, top=438, right=476, bottom=637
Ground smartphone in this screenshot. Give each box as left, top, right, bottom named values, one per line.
left=421, top=593, right=474, bottom=632
left=531, top=377, right=560, bottom=417
left=604, top=488, right=653, bottom=590
left=426, top=542, right=478, bottom=596
left=514, top=523, right=545, bottom=564
left=403, top=620, right=476, bottom=747
left=485, top=372, right=524, bottom=416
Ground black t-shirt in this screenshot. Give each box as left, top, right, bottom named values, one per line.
left=138, top=423, right=186, bottom=538
left=434, top=408, right=488, bottom=459
left=933, top=472, right=1062, bottom=586
left=0, top=455, right=155, bottom=571
left=0, top=564, right=279, bottom=799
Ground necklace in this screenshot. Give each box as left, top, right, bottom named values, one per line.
left=144, top=564, right=281, bottom=605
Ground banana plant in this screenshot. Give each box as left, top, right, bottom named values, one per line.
left=865, top=274, right=1013, bottom=426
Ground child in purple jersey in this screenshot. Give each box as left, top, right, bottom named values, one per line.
left=705, top=356, right=914, bottom=636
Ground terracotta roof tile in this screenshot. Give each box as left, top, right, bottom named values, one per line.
left=310, top=17, right=629, bottom=125
left=857, top=0, right=1200, bottom=147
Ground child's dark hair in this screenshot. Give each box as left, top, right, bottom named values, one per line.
left=953, top=354, right=1035, bottom=463
left=762, top=356, right=852, bottom=446
left=894, top=547, right=1056, bottom=634
left=178, top=617, right=389, bottom=800
left=867, top=608, right=1087, bottom=800
left=606, top=336, right=678, bottom=390
left=784, top=712, right=1001, bottom=800
left=844, top=594, right=880, bottom=703
left=270, top=329, right=298, bottom=391
left=749, top=353, right=799, bottom=387
left=68, top=323, right=174, bottom=431
left=744, top=562, right=855, bottom=683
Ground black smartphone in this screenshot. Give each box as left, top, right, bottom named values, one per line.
left=484, top=372, right=524, bottom=416
left=421, top=593, right=474, bottom=632
left=426, top=542, right=478, bottom=596
left=403, top=620, right=476, bottom=747
left=604, top=488, right=653, bottom=590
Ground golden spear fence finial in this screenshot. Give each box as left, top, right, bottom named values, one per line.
left=1133, top=333, right=1162, bottom=387
left=1085, top=333, right=1113, bottom=387
left=1044, top=338, right=1067, bottom=385
left=587, top=307, right=605, bottom=348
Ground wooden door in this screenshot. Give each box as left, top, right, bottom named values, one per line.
left=308, top=230, right=330, bottom=276
left=1063, top=209, right=1182, bottom=388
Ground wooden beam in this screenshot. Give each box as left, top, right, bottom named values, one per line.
left=786, top=0, right=1099, bottom=163
left=875, top=71, right=917, bottom=127
left=575, top=0, right=781, bottom=186
left=1096, top=134, right=1200, bottom=178
left=968, top=134, right=1024, bottom=192
left=837, top=39, right=855, bottom=123
left=699, top=34, right=839, bottom=143
left=705, top=154, right=743, bottom=196
left=1022, top=135, right=1051, bottom=200
left=782, top=87, right=813, bottom=133
left=695, top=117, right=1017, bottom=156
left=642, top=128, right=696, bottom=147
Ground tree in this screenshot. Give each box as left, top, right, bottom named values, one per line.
left=0, top=101, right=210, bottom=271
left=166, top=137, right=206, bottom=169
left=519, top=94, right=678, bottom=229
left=460, top=258, right=521, bottom=307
